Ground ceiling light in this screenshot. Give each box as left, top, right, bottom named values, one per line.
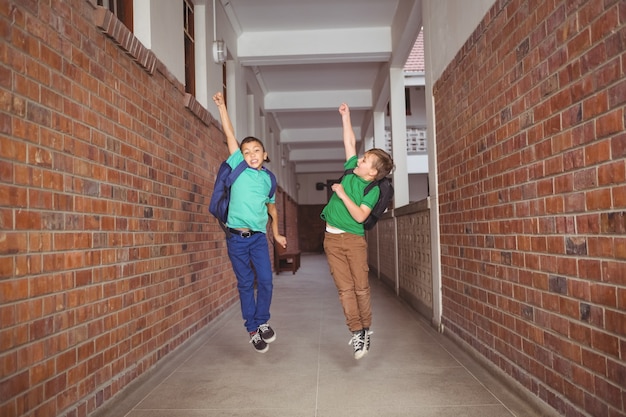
left=212, top=0, right=227, bottom=64
left=212, top=40, right=227, bottom=64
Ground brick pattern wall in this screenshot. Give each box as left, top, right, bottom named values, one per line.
left=434, top=1, right=625, bottom=417
left=0, top=2, right=245, bottom=416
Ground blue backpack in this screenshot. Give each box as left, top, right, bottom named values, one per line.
left=209, top=160, right=277, bottom=231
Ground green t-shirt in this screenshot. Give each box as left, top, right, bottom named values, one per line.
left=226, top=150, right=275, bottom=232
left=320, top=155, right=380, bottom=236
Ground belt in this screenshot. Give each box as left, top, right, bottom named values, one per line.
left=228, top=228, right=261, bottom=238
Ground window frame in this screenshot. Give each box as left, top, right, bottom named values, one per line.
left=183, top=0, right=196, bottom=96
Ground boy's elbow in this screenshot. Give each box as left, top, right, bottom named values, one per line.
left=354, top=213, right=368, bottom=223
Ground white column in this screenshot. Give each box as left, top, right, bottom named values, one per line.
left=423, top=0, right=443, bottom=330
left=246, top=93, right=255, bottom=138
left=389, top=67, right=409, bottom=208
left=372, top=110, right=385, bottom=150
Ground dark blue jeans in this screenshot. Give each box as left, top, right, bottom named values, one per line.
left=226, top=232, right=273, bottom=333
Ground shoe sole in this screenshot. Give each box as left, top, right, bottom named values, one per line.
left=354, top=350, right=367, bottom=359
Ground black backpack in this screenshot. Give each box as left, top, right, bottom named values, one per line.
left=342, top=168, right=394, bottom=230
left=209, top=160, right=277, bottom=231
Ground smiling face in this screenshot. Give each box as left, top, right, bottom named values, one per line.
left=240, top=138, right=268, bottom=169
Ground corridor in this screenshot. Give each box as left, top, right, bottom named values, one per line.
left=94, top=253, right=550, bottom=417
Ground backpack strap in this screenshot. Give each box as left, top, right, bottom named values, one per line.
left=341, top=168, right=353, bottom=184
left=225, top=160, right=249, bottom=187
left=364, top=179, right=381, bottom=195
left=228, top=161, right=277, bottom=199
left=343, top=168, right=380, bottom=195
left=263, top=167, right=277, bottom=199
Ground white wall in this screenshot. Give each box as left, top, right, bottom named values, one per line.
left=134, top=0, right=186, bottom=84
left=425, top=0, right=495, bottom=82
left=297, top=171, right=344, bottom=205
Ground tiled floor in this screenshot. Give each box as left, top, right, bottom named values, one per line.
left=96, top=253, right=555, bottom=417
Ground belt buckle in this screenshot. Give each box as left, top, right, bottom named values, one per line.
left=241, top=231, right=252, bottom=238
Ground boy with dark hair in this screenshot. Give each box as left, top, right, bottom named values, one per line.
left=212, top=92, right=287, bottom=353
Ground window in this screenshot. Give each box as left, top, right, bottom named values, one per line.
left=183, top=0, right=195, bottom=95
left=97, top=0, right=133, bottom=31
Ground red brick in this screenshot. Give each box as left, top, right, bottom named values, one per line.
left=590, top=283, right=617, bottom=307
left=586, top=189, right=612, bottom=210
left=591, top=329, right=620, bottom=356
left=598, top=160, right=625, bottom=185
left=578, top=258, right=602, bottom=281
left=608, top=80, right=626, bottom=108
left=585, top=139, right=612, bottom=166
left=594, top=376, right=623, bottom=412
left=611, top=133, right=626, bottom=158
left=0, top=255, right=13, bottom=278
left=602, top=261, right=625, bottom=285
left=613, top=185, right=626, bottom=208
left=567, top=30, right=591, bottom=61
left=0, top=277, right=28, bottom=303
left=582, top=91, right=609, bottom=119
left=0, top=370, right=29, bottom=400
left=30, top=358, right=55, bottom=386
left=604, top=309, right=626, bottom=337
left=596, top=109, right=624, bottom=138
left=607, top=357, right=626, bottom=388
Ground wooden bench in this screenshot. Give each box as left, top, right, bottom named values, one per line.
left=274, top=243, right=301, bottom=275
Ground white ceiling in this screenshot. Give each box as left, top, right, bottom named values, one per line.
left=219, top=0, right=423, bottom=174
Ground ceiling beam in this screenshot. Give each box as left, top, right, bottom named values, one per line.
left=295, top=161, right=346, bottom=174
left=280, top=127, right=344, bottom=143
left=237, top=27, right=391, bottom=65
left=265, top=90, right=371, bottom=112
left=289, top=147, right=345, bottom=161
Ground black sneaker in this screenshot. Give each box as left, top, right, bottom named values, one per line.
left=349, top=330, right=366, bottom=359
left=249, top=330, right=268, bottom=353
left=363, top=328, right=373, bottom=353
left=258, top=323, right=276, bottom=343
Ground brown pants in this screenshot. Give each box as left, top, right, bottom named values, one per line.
left=323, top=232, right=372, bottom=332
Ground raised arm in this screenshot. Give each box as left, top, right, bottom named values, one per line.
left=212, top=92, right=239, bottom=155
left=339, top=103, right=357, bottom=160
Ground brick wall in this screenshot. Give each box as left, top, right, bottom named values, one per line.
left=0, top=2, right=247, bottom=416
left=434, top=1, right=625, bottom=417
